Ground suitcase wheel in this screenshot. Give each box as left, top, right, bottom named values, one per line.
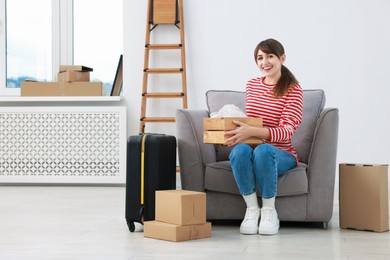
left=127, top=221, right=135, bottom=232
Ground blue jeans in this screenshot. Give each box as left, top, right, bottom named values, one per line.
left=229, top=144, right=297, bottom=199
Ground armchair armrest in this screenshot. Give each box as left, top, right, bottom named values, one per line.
left=306, top=108, right=339, bottom=221
left=176, top=109, right=217, bottom=192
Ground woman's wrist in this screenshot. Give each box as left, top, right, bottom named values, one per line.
left=251, top=126, right=270, bottom=140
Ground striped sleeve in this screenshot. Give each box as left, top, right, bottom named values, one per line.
left=268, top=85, right=303, bottom=143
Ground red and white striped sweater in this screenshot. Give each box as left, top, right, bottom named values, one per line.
left=246, top=77, right=303, bottom=160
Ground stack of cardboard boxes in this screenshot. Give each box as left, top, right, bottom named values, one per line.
left=20, top=65, right=102, bottom=96
left=144, top=190, right=212, bottom=242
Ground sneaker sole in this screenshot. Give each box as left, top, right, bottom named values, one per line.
left=240, top=227, right=258, bottom=235
left=258, top=227, right=279, bottom=235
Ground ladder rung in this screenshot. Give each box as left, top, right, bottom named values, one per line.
left=143, top=92, right=184, bottom=98
left=141, top=117, right=176, bottom=122
left=146, top=44, right=182, bottom=50
left=144, top=68, right=183, bottom=74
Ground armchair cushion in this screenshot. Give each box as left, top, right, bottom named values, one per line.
left=206, top=90, right=246, bottom=114
left=291, top=90, right=326, bottom=163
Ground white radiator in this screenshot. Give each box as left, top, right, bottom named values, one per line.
left=0, top=106, right=126, bottom=184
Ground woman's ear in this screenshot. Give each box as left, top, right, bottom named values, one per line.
left=281, top=54, right=286, bottom=64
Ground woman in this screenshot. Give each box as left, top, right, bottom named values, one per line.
left=225, top=38, right=303, bottom=235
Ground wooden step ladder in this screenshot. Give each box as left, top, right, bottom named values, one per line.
left=139, top=0, right=188, bottom=134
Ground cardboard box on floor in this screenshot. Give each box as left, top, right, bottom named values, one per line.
left=20, top=81, right=102, bottom=96
left=203, top=117, right=263, bottom=144
left=155, top=190, right=206, bottom=225
left=144, top=221, right=211, bottom=242
left=144, top=190, right=212, bottom=242
left=339, top=163, right=389, bottom=232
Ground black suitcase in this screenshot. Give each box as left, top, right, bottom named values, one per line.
left=125, top=134, right=176, bottom=232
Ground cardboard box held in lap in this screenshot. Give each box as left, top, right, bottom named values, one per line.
left=203, top=117, right=263, bottom=144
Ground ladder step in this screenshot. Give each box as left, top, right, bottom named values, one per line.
left=141, top=117, right=176, bottom=123
left=143, top=92, right=184, bottom=98
left=144, top=68, right=183, bottom=74
left=146, top=44, right=182, bottom=50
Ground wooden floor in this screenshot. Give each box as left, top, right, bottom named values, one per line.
left=0, top=185, right=389, bottom=260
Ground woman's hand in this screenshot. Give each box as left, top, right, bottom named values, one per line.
left=224, top=120, right=270, bottom=146
left=224, top=121, right=253, bottom=146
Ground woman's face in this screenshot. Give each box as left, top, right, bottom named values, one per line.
left=256, top=49, right=286, bottom=83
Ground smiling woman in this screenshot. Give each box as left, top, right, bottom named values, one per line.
left=0, top=0, right=122, bottom=96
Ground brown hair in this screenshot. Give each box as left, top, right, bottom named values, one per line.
left=253, top=38, right=298, bottom=96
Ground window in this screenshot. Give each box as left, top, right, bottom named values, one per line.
left=6, top=0, right=52, bottom=88
left=74, top=0, right=123, bottom=96
left=0, top=0, right=123, bottom=96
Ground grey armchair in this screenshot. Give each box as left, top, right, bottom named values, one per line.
left=176, top=89, right=339, bottom=228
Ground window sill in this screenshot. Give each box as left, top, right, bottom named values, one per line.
left=0, top=96, right=123, bottom=102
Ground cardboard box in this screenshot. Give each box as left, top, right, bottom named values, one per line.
left=57, top=71, right=90, bottom=82
left=204, top=131, right=262, bottom=144
left=203, top=117, right=263, bottom=144
left=59, top=65, right=93, bottom=72
left=144, top=221, right=212, bottom=242
left=155, top=190, right=206, bottom=225
left=204, top=117, right=263, bottom=131
left=339, top=163, right=389, bottom=232
left=20, top=81, right=102, bottom=96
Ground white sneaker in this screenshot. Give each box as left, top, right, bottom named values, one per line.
left=258, top=207, right=279, bottom=235
left=240, top=207, right=260, bottom=235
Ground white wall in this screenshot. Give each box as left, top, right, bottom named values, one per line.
left=124, top=0, right=390, bottom=166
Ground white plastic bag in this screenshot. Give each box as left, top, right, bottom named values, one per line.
left=210, top=104, right=246, bottom=118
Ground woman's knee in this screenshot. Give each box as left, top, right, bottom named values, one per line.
left=253, top=144, right=275, bottom=161
left=229, top=144, right=252, bottom=161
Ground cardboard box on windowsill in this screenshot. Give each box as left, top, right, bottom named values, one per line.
left=339, top=163, right=389, bottom=232
left=20, top=81, right=102, bottom=96
left=59, top=65, right=93, bottom=72
left=57, top=71, right=90, bottom=82
left=203, top=117, right=263, bottom=144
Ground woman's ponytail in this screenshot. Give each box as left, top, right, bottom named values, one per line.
left=274, top=65, right=298, bottom=96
